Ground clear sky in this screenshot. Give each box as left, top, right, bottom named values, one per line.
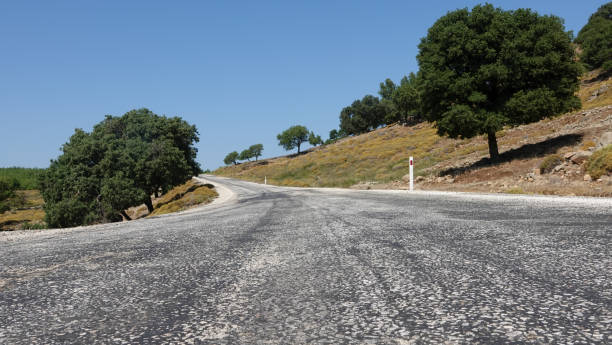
left=0, top=1, right=606, bottom=169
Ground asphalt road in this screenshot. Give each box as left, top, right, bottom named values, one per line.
left=1, top=176, right=611, bottom=344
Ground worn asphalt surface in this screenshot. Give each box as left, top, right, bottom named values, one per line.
left=1, top=175, right=611, bottom=344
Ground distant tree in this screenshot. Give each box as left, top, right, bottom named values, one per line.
left=249, top=144, right=264, bottom=161
left=325, top=128, right=348, bottom=145
left=40, top=108, right=201, bottom=227
left=277, top=125, right=309, bottom=154
left=0, top=177, right=19, bottom=213
left=308, top=131, right=323, bottom=146
left=224, top=151, right=239, bottom=165
left=575, top=2, right=612, bottom=72
left=339, top=95, right=390, bottom=135
left=417, top=4, right=581, bottom=160
left=329, top=129, right=339, bottom=141
left=379, top=73, right=422, bottom=125
left=239, top=149, right=253, bottom=161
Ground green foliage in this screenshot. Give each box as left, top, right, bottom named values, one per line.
left=379, top=73, right=422, bottom=125
left=0, top=177, right=19, bottom=202
left=277, top=125, right=309, bottom=153
left=339, top=95, right=390, bottom=135
left=20, top=221, right=48, bottom=230
left=417, top=4, right=581, bottom=159
left=40, top=108, right=201, bottom=228
left=224, top=151, right=239, bottom=165
left=586, top=145, right=612, bottom=179
left=308, top=131, right=323, bottom=146
left=239, top=149, right=253, bottom=161
left=329, top=129, right=340, bottom=141
left=0, top=177, right=19, bottom=213
left=575, top=3, right=612, bottom=72
left=539, top=154, right=563, bottom=174
left=249, top=144, right=264, bottom=161
left=0, top=167, right=45, bottom=189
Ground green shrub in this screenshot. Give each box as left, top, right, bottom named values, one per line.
left=0, top=177, right=19, bottom=205
left=586, top=145, right=612, bottom=179
left=539, top=154, right=563, bottom=174
left=0, top=202, right=9, bottom=214
left=21, top=222, right=47, bottom=230
left=44, top=198, right=91, bottom=228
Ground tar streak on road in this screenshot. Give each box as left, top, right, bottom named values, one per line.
left=1, top=176, right=611, bottom=344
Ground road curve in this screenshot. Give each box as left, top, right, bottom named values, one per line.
left=1, top=176, right=611, bottom=344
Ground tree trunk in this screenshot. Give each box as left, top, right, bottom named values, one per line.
left=144, top=197, right=154, bottom=214
left=487, top=131, right=500, bottom=161
left=297, top=143, right=301, bottom=154
left=120, top=210, right=132, bottom=221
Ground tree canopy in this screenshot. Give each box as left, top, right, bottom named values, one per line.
left=239, top=149, right=253, bottom=161
left=417, top=4, right=581, bottom=159
left=249, top=144, right=264, bottom=161
left=575, top=2, right=612, bottom=72
left=277, top=125, right=309, bottom=154
left=378, top=73, right=422, bottom=125
left=40, top=108, right=201, bottom=228
left=308, top=131, right=323, bottom=146
left=224, top=151, right=239, bottom=165
left=339, top=95, right=390, bottom=135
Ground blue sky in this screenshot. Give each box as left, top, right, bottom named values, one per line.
left=0, top=1, right=606, bottom=169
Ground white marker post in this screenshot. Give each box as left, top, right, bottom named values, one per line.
left=409, top=156, right=414, bottom=191
left=264, top=176, right=267, bottom=185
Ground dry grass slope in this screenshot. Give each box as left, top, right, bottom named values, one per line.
left=0, top=190, right=45, bottom=230
left=215, top=73, right=612, bottom=197
left=127, top=179, right=218, bottom=218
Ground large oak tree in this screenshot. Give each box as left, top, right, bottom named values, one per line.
left=417, top=4, right=581, bottom=160
left=40, top=108, right=201, bottom=228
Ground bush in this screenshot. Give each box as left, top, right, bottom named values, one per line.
left=586, top=145, right=612, bottom=179
left=44, top=198, right=92, bottom=228
left=0, top=177, right=19, bottom=202
left=20, top=222, right=47, bottom=230
left=539, top=154, right=563, bottom=174
left=0, top=202, right=9, bottom=214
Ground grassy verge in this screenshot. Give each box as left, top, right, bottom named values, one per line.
left=127, top=179, right=218, bottom=218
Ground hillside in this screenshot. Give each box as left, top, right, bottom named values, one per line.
left=214, top=74, right=612, bottom=197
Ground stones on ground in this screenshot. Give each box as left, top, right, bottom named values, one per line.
left=570, top=151, right=592, bottom=164
left=597, top=131, right=612, bottom=149
left=588, top=84, right=608, bottom=101
left=584, top=174, right=592, bottom=182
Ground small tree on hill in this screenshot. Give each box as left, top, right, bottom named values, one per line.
left=417, top=4, right=581, bottom=160
left=308, top=131, right=323, bottom=146
left=575, top=2, right=612, bottom=72
left=379, top=73, right=422, bottom=125
left=224, top=151, right=239, bottom=165
left=249, top=144, right=264, bottom=161
left=277, top=125, right=309, bottom=154
left=339, top=95, right=390, bottom=135
left=239, top=149, right=253, bottom=161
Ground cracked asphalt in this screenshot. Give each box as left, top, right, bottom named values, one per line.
left=1, top=175, right=611, bottom=344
